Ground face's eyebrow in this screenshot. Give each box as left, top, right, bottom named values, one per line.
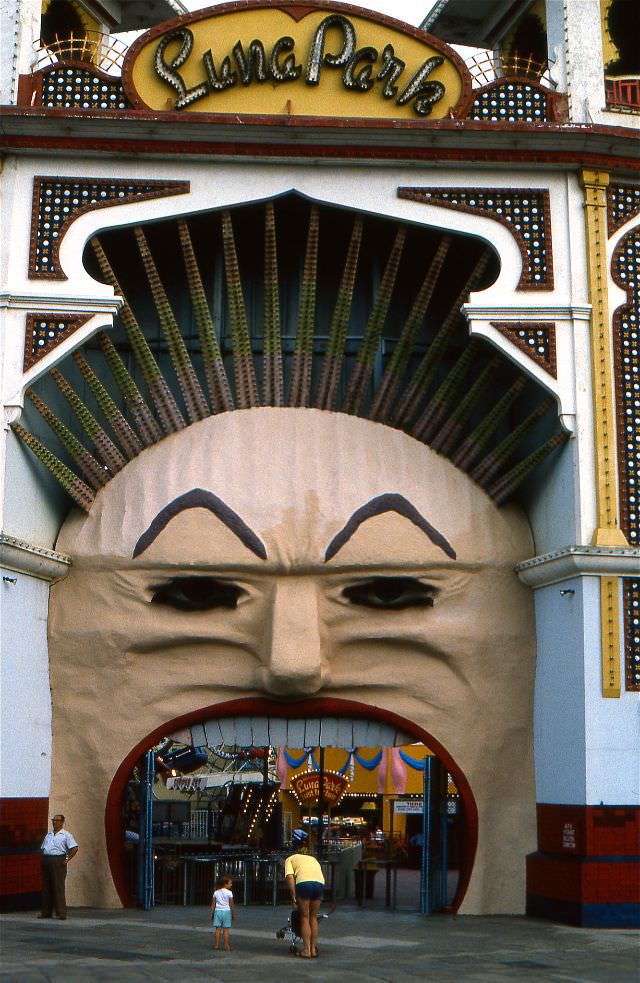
left=132, top=488, right=267, bottom=560
left=324, top=492, right=456, bottom=562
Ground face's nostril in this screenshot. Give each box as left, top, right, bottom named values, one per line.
left=258, top=662, right=327, bottom=697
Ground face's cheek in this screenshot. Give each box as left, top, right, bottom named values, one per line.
left=320, top=567, right=532, bottom=714
left=50, top=567, right=276, bottom=701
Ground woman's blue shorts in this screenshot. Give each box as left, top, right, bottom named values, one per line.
left=212, top=909, right=232, bottom=928
left=295, top=880, right=324, bottom=901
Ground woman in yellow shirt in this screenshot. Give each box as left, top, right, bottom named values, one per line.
left=284, top=829, right=325, bottom=959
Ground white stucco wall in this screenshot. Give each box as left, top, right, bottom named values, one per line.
left=533, top=575, right=640, bottom=807
left=3, top=430, right=69, bottom=550
left=0, top=567, right=52, bottom=797
left=585, top=578, right=640, bottom=805
left=0, top=0, right=40, bottom=106
left=552, top=0, right=640, bottom=130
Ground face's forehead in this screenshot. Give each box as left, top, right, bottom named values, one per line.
left=56, top=408, right=532, bottom=566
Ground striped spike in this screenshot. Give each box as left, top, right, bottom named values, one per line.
left=50, top=368, right=126, bottom=475
left=134, top=226, right=209, bottom=424
left=392, top=252, right=490, bottom=429
left=430, top=355, right=500, bottom=455
left=452, top=377, right=526, bottom=472
left=96, top=332, right=162, bottom=447
left=471, top=397, right=556, bottom=485
left=220, top=211, right=260, bottom=409
left=91, top=237, right=185, bottom=434
left=73, top=352, right=142, bottom=462
left=315, top=216, right=363, bottom=411
left=412, top=342, right=482, bottom=444
left=11, top=422, right=95, bottom=511
left=488, top=432, right=569, bottom=504
left=178, top=219, right=233, bottom=413
left=289, top=206, right=319, bottom=408
left=342, top=226, right=407, bottom=416
left=370, top=235, right=451, bottom=423
left=26, top=389, right=108, bottom=489
left=262, top=203, right=284, bottom=407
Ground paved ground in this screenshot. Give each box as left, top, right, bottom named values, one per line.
left=1, top=905, right=638, bottom=982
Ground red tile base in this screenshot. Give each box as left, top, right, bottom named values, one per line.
left=0, top=797, right=48, bottom=912
left=527, top=804, right=640, bottom=927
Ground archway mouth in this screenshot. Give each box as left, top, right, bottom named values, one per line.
left=106, top=696, right=478, bottom=912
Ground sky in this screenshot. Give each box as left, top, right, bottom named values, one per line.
left=180, top=0, right=439, bottom=28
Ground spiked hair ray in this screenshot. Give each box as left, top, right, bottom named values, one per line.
left=14, top=197, right=566, bottom=512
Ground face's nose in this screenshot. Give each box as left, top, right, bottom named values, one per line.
left=257, top=579, right=329, bottom=697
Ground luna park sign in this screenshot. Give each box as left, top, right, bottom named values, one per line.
left=290, top=770, right=349, bottom=805
left=123, top=1, right=469, bottom=120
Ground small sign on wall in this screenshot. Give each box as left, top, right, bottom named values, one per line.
left=394, top=799, right=423, bottom=814
left=561, top=822, right=577, bottom=850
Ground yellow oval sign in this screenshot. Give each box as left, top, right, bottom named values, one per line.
left=123, top=1, right=470, bottom=120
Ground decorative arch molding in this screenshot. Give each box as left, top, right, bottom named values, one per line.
left=15, top=194, right=567, bottom=512
left=28, top=176, right=190, bottom=280
left=465, top=77, right=557, bottom=125
left=23, top=311, right=93, bottom=370
left=397, top=186, right=553, bottom=291
left=607, top=183, right=640, bottom=238
left=490, top=321, right=557, bottom=377
left=19, top=62, right=130, bottom=112
left=611, top=222, right=640, bottom=548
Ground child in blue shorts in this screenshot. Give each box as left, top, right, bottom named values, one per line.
left=210, top=875, right=235, bottom=951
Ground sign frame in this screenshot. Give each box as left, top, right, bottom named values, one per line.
left=290, top=769, right=349, bottom=805
left=394, top=799, right=424, bottom=814
left=122, top=0, right=472, bottom=122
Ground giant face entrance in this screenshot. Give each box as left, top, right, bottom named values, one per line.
left=107, top=699, right=476, bottom=914
left=36, top=191, right=548, bottom=915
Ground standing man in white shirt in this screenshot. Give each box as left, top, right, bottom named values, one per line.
left=39, top=814, right=78, bottom=919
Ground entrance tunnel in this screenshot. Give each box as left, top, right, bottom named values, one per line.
left=114, top=710, right=471, bottom=914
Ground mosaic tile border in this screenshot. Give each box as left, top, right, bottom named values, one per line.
left=398, top=186, right=554, bottom=290
left=29, top=176, right=190, bottom=280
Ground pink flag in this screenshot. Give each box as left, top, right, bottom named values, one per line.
left=377, top=748, right=388, bottom=794
left=277, top=748, right=288, bottom=788
left=390, top=747, right=407, bottom=794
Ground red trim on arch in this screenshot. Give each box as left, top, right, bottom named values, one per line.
left=105, top=696, right=478, bottom=913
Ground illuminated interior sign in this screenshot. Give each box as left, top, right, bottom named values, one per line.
left=123, top=1, right=469, bottom=120
left=290, top=770, right=349, bottom=805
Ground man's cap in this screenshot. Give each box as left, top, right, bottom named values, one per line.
left=292, top=828, right=308, bottom=843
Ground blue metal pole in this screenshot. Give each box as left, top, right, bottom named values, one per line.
left=143, top=750, right=154, bottom=910
left=420, top=756, right=431, bottom=914
left=136, top=770, right=145, bottom=906
left=440, top=779, right=449, bottom=909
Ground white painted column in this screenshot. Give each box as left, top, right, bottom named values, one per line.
left=0, top=537, right=70, bottom=799
left=519, top=548, right=640, bottom=806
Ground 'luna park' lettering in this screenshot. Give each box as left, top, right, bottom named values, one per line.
left=153, top=17, right=446, bottom=116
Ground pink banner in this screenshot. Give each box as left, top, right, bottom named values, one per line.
left=390, top=747, right=407, bottom=794
left=377, top=749, right=388, bottom=794
left=277, top=748, right=288, bottom=788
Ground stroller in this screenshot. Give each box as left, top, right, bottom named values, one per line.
left=276, top=902, right=335, bottom=954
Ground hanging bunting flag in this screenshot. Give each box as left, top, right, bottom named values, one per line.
left=399, top=748, right=431, bottom=770
left=391, top=746, right=407, bottom=794
left=353, top=749, right=383, bottom=770
left=283, top=748, right=312, bottom=769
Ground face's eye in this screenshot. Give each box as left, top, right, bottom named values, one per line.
left=151, top=577, right=243, bottom=611
left=342, top=577, right=436, bottom=610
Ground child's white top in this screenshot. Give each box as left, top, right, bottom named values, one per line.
left=213, top=887, right=233, bottom=909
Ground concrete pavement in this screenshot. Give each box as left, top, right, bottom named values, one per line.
left=1, top=905, right=638, bottom=982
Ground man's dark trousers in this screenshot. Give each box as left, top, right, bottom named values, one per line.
left=41, top=855, right=67, bottom=917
